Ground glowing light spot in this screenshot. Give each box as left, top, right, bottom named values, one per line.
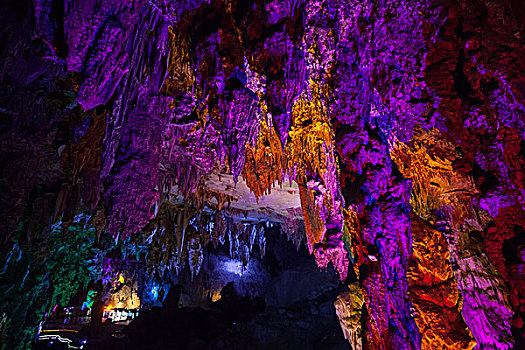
left=211, top=291, right=222, bottom=302
left=223, top=260, right=244, bottom=276
left=151, top=286, right=158, bottom=299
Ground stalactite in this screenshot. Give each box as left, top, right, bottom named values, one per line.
left=243, top=116, right=287, bottom=199
left=144, top=202, right=269, bottom=279
left=286, top=86, right=348, bottom=279
left=334, top=283, right=365, bottom=350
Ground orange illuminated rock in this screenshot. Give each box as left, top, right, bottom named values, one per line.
left=298, top=178, right=324, bottom=252
left=391, top=127, right=458, bottom=219
left=334, top=283, right=365, bottom=350
left=243, top=113, right=286, bottom=199
left=342, top=208, right=366, bottom=277
left=161, top=27, right=195, bottom=96
left=286, top=84, right=348, bottom=279
left=392, top=127, right=515, bottom=348
left=286, top=83, right=333, bottom=181
left=408, top=214, right=476, bottom=350
left=244, top=82, right=349, bottom=279
left=286, top=83, right=339, bottom=248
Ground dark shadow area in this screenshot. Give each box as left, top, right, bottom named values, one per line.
left=77, top=228, right=349, bottom=350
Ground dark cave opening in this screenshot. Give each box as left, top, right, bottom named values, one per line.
left=37, top=227, right=349, bottom=350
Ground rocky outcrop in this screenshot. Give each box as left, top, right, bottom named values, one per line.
left=334, top=284, right=365, bottom=350
left=408, top=214, right=475, bottom=349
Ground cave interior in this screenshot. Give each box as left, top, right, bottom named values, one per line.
left=0, top=0, right=524, bottom=349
